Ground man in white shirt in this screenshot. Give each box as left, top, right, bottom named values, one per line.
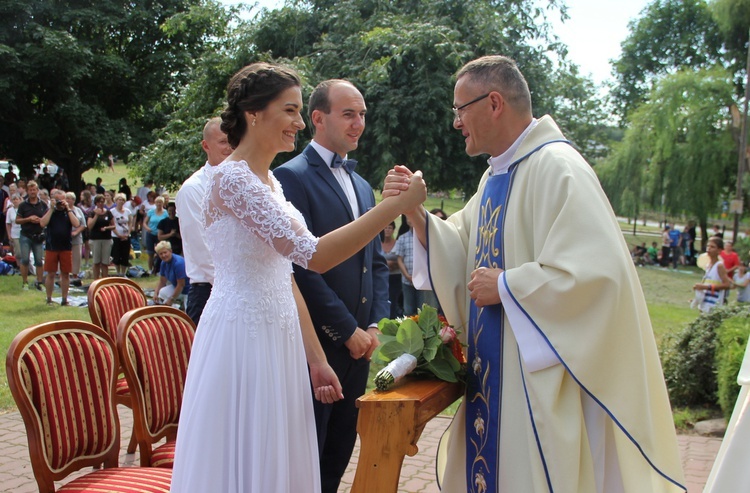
left=175, top=117, right=232, bottom=325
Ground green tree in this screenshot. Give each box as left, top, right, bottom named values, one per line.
left=0, top=0, right=230, bottom=193
left=611, top=0, right=724, bottom=121
left=601, top=66, right=736, bottom=241
left=133, top=0, right=611, bottom=196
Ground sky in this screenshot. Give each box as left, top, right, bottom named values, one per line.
left=229, top=0, right=652, bottom=87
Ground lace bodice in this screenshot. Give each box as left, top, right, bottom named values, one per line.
left=201, top=160, right=319, bottom=336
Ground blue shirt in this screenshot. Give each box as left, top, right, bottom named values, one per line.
left=668, top=229, right=681, bottom=247
left=160, top=253, right=191, bottom=295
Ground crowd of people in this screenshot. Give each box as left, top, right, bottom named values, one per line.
left=1, top=164, right=186, bottom=306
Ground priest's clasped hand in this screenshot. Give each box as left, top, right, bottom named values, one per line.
left=468, top=267, right=503, bottom=307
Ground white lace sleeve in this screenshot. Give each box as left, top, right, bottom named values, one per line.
left=204, top=161, right=318, bottom=268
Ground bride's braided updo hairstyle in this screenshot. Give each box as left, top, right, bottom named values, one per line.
left=221, top=62, right=302, bottom=148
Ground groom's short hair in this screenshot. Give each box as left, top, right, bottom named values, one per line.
left=456, top=55, right=532, bottom=114
left=308, top=79, right=360, bottom=135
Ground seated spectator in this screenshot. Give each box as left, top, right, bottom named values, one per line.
left=646, top=241, right=658, bottom=265
left=154, top=240, right=190, bottom=308
left=631, top=242, right=648, bottom=266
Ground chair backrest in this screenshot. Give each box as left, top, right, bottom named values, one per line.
left=88, top=277, right=147, bottom=341
left=117, top=306, right=195, bottom=458
left=6, top=321, right=121, bottom=492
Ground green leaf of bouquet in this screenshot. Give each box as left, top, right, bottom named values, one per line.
left=427, top=358, right=458, bottom=382
left=379, top=340, right=408, bottom=361
left=378, top=318, right=400, bottom=336
left=422, top=336, right=442, bottom=362
left=397, top=318, right=425, bottom=356
left=437, top=344, right=462, bottom=371
left=418, top=304, right=439, bottom=333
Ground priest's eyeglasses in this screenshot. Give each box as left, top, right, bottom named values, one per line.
left=452, top=93, right=490, bottom=122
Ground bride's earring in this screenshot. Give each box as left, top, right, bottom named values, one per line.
left=252, top=118, right=256, bottom=127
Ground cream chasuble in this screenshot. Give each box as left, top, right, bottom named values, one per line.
left=422, top=116, right=685, bottom=492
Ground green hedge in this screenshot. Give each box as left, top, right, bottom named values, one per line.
left=715, top=316, right=750, bottom=420
left=661, top=304, right=750, bottom=407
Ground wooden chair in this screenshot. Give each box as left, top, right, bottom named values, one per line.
left=6, top=320, right=172, bottom=493
left=87, top=276, right=147, bottom=453
left=117, top=306, right=196, bottom=468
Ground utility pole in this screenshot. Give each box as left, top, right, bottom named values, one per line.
left=733, top=27, right=750, bottom=241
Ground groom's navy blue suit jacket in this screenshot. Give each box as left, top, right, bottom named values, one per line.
left=274, top=144, right=390, bottom=354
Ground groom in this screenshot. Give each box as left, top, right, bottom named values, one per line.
left=274, top=79, right=390, bottom=493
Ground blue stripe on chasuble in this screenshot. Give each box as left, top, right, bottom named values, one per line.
left=466, top=167, right=514, bottom=493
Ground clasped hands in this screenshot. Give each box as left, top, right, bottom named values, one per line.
left=383, top=165, right=503, bottom=307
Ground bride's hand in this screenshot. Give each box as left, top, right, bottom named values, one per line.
left=310, top=362, right=344, bottom=404
left=382, top=165, right=414, bottom=198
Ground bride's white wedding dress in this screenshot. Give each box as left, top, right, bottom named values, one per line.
left=170, top=160, right=321, bottom=492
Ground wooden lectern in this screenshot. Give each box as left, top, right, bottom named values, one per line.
left=351, top=378, right=464, bottom=493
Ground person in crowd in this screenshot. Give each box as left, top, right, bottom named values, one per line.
left=5, top=193, right=22, bottom=256
left=0, top=176, right=8, bottom=246
left=16, top=179, right=27, bottom=199
left=15, top=181, right=47, bottom=290
left=65, top=192, right=86, bottom=285
left=38, top=188, right=51, bottom=208
left=77, top=189, right=94, bottom=268
left=110, top=193, right=133, bottom=276
left=430, top=207, right=448, bottom=220
left=274, top=78, right=390, bottom=493
left=87, top=194, right=114, bottom=279
left=93, top=177, right=105, bottom=195
left=381, top=220, right=402, bottom=318
left=118, top=177, right=132, bottom=201
left=107, top=154, right=116, bottom=173
left=142, top=195, right=167, bottom=274
left=153, top=240, right=190, bottom=306
left=720, top=239, right=741, bottom=277
left=157, top=202, right=181, bottom=255
left=733, top=263, right=750, bottom=303
left=136, top=178, right=153, bottom=203
left=694, top=236, right=733, bottom=312
left=40, top=190, right=79, bottom=305
left=393, top=215, right=418, bottom=315
left=170, top=62, right=425, bottom=493
left=103, top=190, right=115, bottom=210
left=176, top=117, right=232, bottom=325
left=631, top=242, right=649, bottom=266
left=53, top=169, right=68, bottom=190
left=668, top=223, right=682, bottom=269
left=647, top=241, right=659, bottom=265
left=38, top=167, right=54, bottom=192
left=661, top=225, right=672, bottom=267
left=384, top=54, right=684, bottom=492
left=713, top=224, right=724, bottom=239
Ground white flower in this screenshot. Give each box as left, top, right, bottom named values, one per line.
left=474, top=413, right=485, bottom=436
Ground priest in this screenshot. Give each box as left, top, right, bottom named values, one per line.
left=385, top=55, right=685, bottom=492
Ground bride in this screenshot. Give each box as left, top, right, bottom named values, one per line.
left=169, top=62, right=426, bottom=492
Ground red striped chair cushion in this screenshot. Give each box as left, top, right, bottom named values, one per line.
left=125, top=315, right=193, bottom=435
left=58, top=467, right=172, bottom=492
left=94, top=285, right=146, bottom=340
left=150, top=440, right=176, bottom=469
left=19, top=330, right=118, bottom=471
left=115, top=377, right=130, bottom=397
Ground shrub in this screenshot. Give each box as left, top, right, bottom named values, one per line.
left=661, top=304, right=750, bottom=406
left=715, top=315, right=750, bottom=420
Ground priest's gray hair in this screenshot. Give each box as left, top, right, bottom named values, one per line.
left=456, top=55, right=532, bottom=114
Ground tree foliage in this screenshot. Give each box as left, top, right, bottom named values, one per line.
left=601, top=66, right=736, bottom=237
left=0, top=0, right=230, bottom=193
left=611, top=0, right=724, bottom=121
left=132, top=0, right=612, bottom=195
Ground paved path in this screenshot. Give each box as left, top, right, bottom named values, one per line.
left=0, top=407, right=721, bottom=492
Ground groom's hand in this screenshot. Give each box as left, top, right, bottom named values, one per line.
left=468, top=267, right=504, bottom=307
left=345, top=327, right=373, bottom=360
